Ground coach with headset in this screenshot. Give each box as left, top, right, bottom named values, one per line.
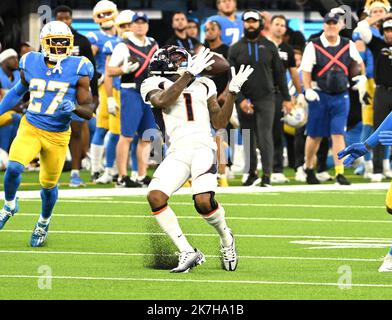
left=228, top=9, right=292, bottom=187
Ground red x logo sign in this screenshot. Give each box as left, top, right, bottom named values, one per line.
left=313, top=43, right=350, bottom=77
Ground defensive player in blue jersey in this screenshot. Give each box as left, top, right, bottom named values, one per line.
left=86, top=0, right=120, bottom=181
left=0, top=21, right=94, bottom=247
left=203, top=0, right=243, bottom=46
left=338, top=110, right=392, bottom=272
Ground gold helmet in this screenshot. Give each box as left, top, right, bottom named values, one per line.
left=364, top=0, right=391, bottom=14
left=93, top=0, right=118, bottom=29
left=115, top=10, right=135, bottom=38
left=40, top=21, right=74, bottom=62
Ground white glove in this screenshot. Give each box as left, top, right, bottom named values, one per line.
left=185, top=47, right=215, bottom=76
left=305, top=88, right=320, bottom=102
left=107, top=97, right=118, bottom=116
left=121, top=60, right=140, bottom=74
left=97, top=74, right=105, bottom=87
left=296, top=93, right=307, bottom=109
left=229, top=65, right=254, bottom=94
left=352, top=75, right=367, bottom=104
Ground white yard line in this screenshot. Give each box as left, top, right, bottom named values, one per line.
left=1, top=274, right=392, bottom=288
left=19, top=199, right=386, bottom=209
left=0, top=249, right=381, bottom=262
left=2, top=229, right=392, bottom=241
left=1, top=183, right=390, bottom=199
left=15, top=212, right=392, bottom=224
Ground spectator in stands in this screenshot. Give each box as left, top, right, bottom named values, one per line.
left=19, top=42, right=34, bottom=57
left=166, top=12, right=201, bottom=55
left=301, top=12, right=365, bottom=185
left=187, top=17, right=200, bottom=40
left=228, top=9, right=293, bottom=187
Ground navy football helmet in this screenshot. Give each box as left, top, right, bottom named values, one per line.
left=149, top=45, right=191, bottom=76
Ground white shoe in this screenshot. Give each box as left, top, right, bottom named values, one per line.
left=221, top=230, right=238, bottom=271
left=95, top=171, right=113, bottom=184
left=384, top=170, right=392, bottom=179
left=170, top=249, right=206, bottom=273
left=378, top=254, right=392, bottom=272
left=363, top=170, right=373, bottom=179
left=271, top=173, right=289, bottom=183
left=295, top=166, right=306, bottom=182
left=316, top=171, right=333, bottom=182
left=241, top=173, right=249, bottom=184
left=371, top=173, right=384, bottom=182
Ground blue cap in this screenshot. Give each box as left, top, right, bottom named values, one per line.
left=132, top=11, right=149, bottom=23
left=324, top=12, right=340, bottom=23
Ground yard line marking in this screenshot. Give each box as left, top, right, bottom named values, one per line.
left=0, top=249, right=382, bottom=262
left=292, top=239, right=392, bottom=250
left=15, top=213, right=392, bottom=224
left=1, top=274, right=392, bottom=288
left=2, top=229, right=392, bottom=241
left=19, top=199, right=386, bottom=209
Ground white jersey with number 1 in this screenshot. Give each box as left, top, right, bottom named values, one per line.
left=141, top=76, right=217, bottom=151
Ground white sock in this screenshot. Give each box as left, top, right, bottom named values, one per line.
left=38, top=216, right=51, bottom=226
left=90, top=144, right=105, bottom=173
left=5, top=199, right=16, bottom=210
left=137, top=175, right=146, bottom=181
left=71, top=169, right=80, bottom=177
left=364, top=160, right=373, bottom=173
left=383, top=159, right=390, bottom=172
left=154, top=206, right=193, bottom=252
left=202, top=205, right=232, bottom=247
left=105, top=167, right=114, bottom=176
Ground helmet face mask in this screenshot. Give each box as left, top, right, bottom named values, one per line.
left=40, top=21, right=74, bottom=62
left=149, top=46, right=191, bottom=77
left=93, top=0, right=118, bottom=28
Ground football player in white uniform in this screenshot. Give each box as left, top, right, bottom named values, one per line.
left=140, top=46, right=253, bottom=273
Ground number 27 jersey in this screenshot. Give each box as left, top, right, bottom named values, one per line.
left=141, top=76, right=217, bottom=149
left=20, top=52, right=94, bottom=132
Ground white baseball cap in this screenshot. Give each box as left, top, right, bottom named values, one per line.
left=0, top=49, right=18, bottom=64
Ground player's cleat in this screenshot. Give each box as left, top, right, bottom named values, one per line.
left=218, top=175, right=229, bottom=187
left=137, top=176, right=152, bottom=187
left=95, top=171, right=113, bottom=184
left=69, top=173, right=86, bottom=187
left=335, top=174, right=351, bottom=185
left=116, top=176, right=142, bottom=188
left=170, top=249, right=206, bottom=273
left=242, top=173, right=261, bottom=186
left=0, top=199, right=19, bottom=230
left=305, top=168, right=320, bottom=184
left=271, top=173, right=289, bottom=183
left=90, top=171, right=101, bottom=182
left=112, top=174, right=119, bottom=183
left=221, top=230, right=238, bottom=271
left=378, top=254, right=392, bottom=272
left=260, top=175, right=271, bottom=187
left=295, top=166, right=307, bottom=182
left=316, top=171, right=333, bottom=182
left=371, top=173, right=384, bottom=183
left=30, top=223, right=49, bottom=247
left=383, top=170, right=392, bottom=179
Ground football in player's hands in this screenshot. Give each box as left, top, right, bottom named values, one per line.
left=201, top=52, right=230, bottom=76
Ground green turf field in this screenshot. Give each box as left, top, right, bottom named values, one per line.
left=1, top=185, right=392, bottom=300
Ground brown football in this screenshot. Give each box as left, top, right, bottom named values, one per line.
left=201, top=52, right=230, bottom=76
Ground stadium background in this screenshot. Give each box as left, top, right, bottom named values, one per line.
left=0, top=0, right=366, bottom=51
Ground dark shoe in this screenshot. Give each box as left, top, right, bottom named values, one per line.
left=116, top=176, right=142, bottom=188
left=242, top=173, right=261, bottom=186
left=305, top=169, right=320, bottom=184
left=336, top=174, right=351, bottom=185
left=91, top=171, right=101, bottom=182
left=138, top=175, right=152, bottom=187
left=260, top=175, right=271, bottom=187
left=112, top=174, right=119, bottom=183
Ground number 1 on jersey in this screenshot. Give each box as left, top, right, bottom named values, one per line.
left=183, top=93, right=194, bottom=121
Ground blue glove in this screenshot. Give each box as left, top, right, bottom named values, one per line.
left=337, top=143, right=370, bottom=167
left=379, top=131, right=392, bottom=146
left=57, top=100, right=76, bottom=115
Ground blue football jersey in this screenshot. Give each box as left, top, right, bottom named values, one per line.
left=204, top=14, right=243, bottom=46
left=86, top=30, right=119, bottom=75
left=102, top=38, right=121, bottom=91
left=0, top=68, right=20, bottom=92
left=20, top=52, right=94, bottom=132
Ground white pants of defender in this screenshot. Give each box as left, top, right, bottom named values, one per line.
left=148, top=146, right=217, bottom=197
